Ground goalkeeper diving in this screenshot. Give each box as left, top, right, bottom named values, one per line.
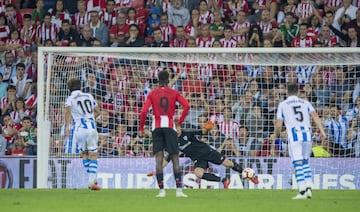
left=147, top=121, right=259, bottom=187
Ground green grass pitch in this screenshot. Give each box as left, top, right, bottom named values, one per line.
left=1, top=189, right=360, bottom=212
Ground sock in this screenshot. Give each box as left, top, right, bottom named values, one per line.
left=225, top=167, right=230, bottom=178
left=88, top=160, right=98, bottom=185
left=174, top=172, right=182, bottom=188
left=156, top=173, right=164, bottom=189
left=231, top=161, right=243, bottom=173
left=293, top=161, right=306, bottom=192
left=82, top=159, right=90, bottom=168
left=202, top=173, right=221, bottom=182
left=302, top=159, right=312, bottom=188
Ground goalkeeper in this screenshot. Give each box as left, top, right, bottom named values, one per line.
left=147, top=121, right=259, bottom=187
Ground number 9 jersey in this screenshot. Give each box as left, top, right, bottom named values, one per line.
left=140, top=86, right=190, bottom=132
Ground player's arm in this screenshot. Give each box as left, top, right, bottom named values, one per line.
left=65, top=106, right=71, bottom=137
left=176, top=94, right=190, bottom=125
left=139, top=96, right=152, bottom=134
left=311, top=111, right=327, bottom=139
left=270, top=119, right=283, bottom=141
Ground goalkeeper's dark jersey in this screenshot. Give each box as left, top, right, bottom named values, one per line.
left=178, top=129, right=211, bottom=158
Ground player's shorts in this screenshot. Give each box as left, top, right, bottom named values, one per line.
left=73, top=127, right=98, bottom=153
left=190, top=147, right=226, bottom=169
left=152, top=128, right=179, bottom=155
left=288, top=140, right=312, bottom=162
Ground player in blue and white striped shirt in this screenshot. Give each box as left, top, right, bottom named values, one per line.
left=271, top=84, right=326, bottom=200
left=65, top=78, right=101, bottom=190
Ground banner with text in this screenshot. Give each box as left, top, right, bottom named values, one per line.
left=0, top=157, right=359, bottom=189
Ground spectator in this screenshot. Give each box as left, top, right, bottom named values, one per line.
left=14, top=46, right=31, bottom=67
left=147, top=28, right=169, bottom=47
left=109, top=12, right=129, bottom=46
left=168, top=0, right=190, bottom=27
left=277, top=0, right=297, bottom=23
left=252, top=0, right=278, bottom=22
left=20, top=14, right=36, bottom=44
left=246, top=104, right=265, bottom=138
left=170, top=26, right=187, bottom=47
left=32, top=0, right=45, bottom=26
left=10, top=62, right=32, bottom=99
left=323, top=104, right=354, bottom=157
left=332, top=0, right=357, bottom=31
left=5, top=30, right=30, bottom=56
left=196, top=24, right=215, bottom=47
left=88, top=10, right=109, bottom=46
left=76, top=25, right=96, bottom=46
left=231, top=10, right=250, bottom=42
left=48, top=0, right=71, bottom=29
left=83, top=70, right=106, bottom=97
left=291, top=23, right=316, bottom=47
left=198, top=0, right=214, bottom=25
left=279, top=12, right=299, bottom=47
left=147, top=6, right=161, bottom=37
left=57, top=19, right=80, bottom=46
left=184, top=94, right=208, bottom=129
left=71, top=0, right=90, bottom=32
left=5, top=4, right=23, bottom=30
left=2, top=113, right=22, bottom=154
left=0, top=51, right=16, bottom=83
left=225, top=0, right=249, bottom=23
left=220, top=25, right=237, bottom=47
left=19, top=116, right=37, bottom=155
left=100, top=0, right=117, bottom=28
left=118, top=24, right=146, bottom=47
left=125, top=7, right=146, bottom=37
left=210, top=10, right=225, bottom=40
left=0, top=14, right=9, bottom=42
left=35, top=12, right=59, bottom=46
left=248, top=24, right=263, bottom=47
left=184, top=8, right=200, bottom=38
left=159, top=13, right=176, bottom=42
left=10, top=97, right=31, bottom=124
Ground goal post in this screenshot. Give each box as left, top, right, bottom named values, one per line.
left=37, top=47, right=360, bottom=189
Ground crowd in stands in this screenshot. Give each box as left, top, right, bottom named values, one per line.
left=0, top=0, right=359, bottom=158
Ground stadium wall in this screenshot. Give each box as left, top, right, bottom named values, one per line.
left=1, top=157, right=359, bottom=189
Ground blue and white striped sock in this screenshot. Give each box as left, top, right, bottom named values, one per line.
left=82, top=159, right=90, bottom=168
left=293, top=161, right=306, bottom=192
left=302, top=159, right=312, bottom=188
left=88, top=160, right=98, bottom=185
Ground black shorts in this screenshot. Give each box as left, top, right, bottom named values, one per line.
left=184, top=144, right=226, bottom=169
left=152, top=128, right=179, bottom=155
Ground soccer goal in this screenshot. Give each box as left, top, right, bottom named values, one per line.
left=37, top=47, right=360, bottom=189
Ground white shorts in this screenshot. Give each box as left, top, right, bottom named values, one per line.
left=288, top=140, right=312, bottom=162
left=74, top=127, right=98, bottom=153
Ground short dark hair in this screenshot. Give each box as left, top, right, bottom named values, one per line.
left=23, top=14, right=32, bottom=19
left=7, top=85, right=16, bottom=91
left=67, top=78, right=81, bottom=92
left=287, top=84, right=298, bottom=95
left=158, top=70, right=169, bottom=86
left=16, top=63, right=25, bottom=69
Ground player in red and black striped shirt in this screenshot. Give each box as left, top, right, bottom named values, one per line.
left=140, top=70, right=190, bottom=197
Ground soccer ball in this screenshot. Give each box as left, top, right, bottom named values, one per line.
left=242, top=168, right=255, bottom=180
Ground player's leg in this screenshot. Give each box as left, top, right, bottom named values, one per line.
left=86, top=130, right=100, bottom=190
left=289, top=141, right=307, bottom=199
left=152, top=129, right=166, bottom=197
left=302, top=141, right=313, bottom=198
left=165, top=128, right=187, bottom=197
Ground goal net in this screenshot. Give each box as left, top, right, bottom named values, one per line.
left=37, top=47, right=360, bottom=189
